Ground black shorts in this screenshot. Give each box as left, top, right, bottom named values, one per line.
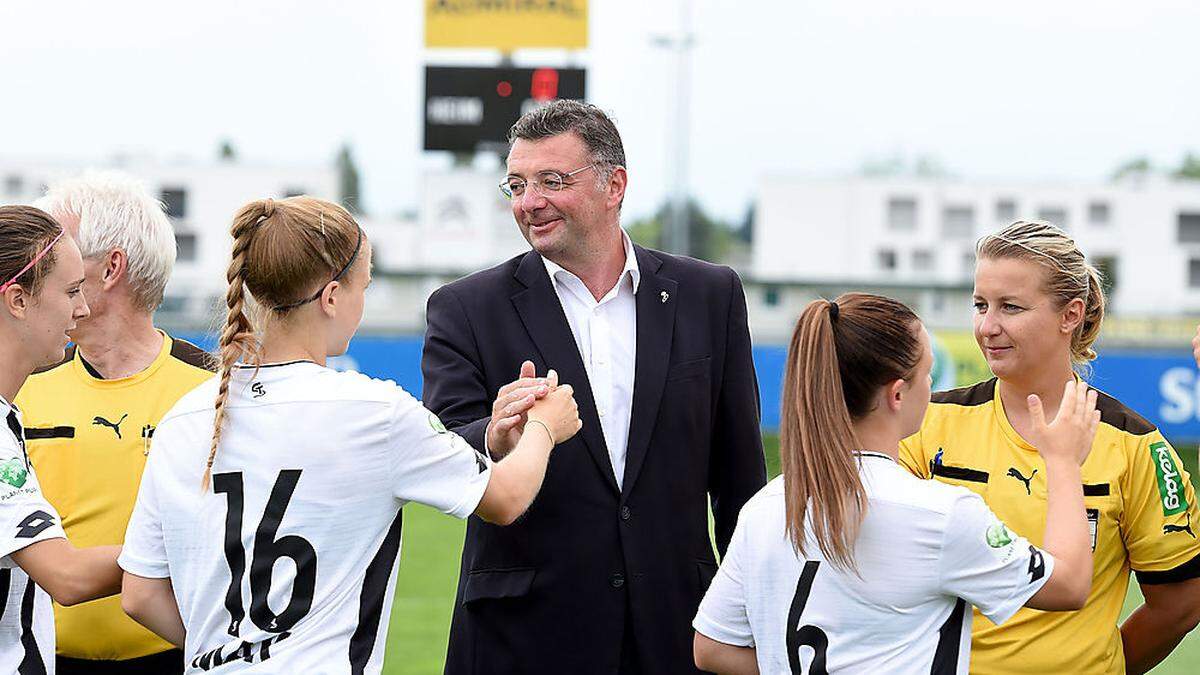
left=57, top=649, right=183, bottom=675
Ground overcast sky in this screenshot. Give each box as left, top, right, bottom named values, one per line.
left=4, top=0, right=1199, bottom=223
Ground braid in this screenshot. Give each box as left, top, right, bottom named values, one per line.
left=202, top=202, right=265, bottom=490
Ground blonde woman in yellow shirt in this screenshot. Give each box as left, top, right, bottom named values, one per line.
left=901, top=220, right=1200, bottom=674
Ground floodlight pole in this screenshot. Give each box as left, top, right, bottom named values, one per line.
left=652, top=0, right=694, bottom=256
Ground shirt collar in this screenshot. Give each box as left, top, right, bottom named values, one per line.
left=541, top=229, right=641, bottom=295
left=0, top=393, right=17, bottom=419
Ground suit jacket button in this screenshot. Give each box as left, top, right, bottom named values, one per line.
left=620, top=505, right=631, bottom=521
left=610, top=573, right=625, bottom=589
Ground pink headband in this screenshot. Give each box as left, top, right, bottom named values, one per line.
left=0, top=229, right=65, bottom=294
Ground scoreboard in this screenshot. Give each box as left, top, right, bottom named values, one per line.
left=423, top=66, right=586, bottom=152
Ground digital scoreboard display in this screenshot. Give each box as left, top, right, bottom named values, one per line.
left=423, top=66, right=586, bottom=153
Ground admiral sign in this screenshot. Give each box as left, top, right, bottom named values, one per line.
left=425, top=0, right=589, bottom=50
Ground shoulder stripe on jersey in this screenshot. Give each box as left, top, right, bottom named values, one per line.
left=1135, top=551, right=1200, bottom=585
left=931, top=464, right=989, bottom=484
left=930, top=598, right=968, bottom=674
left=24, top=426, right=74, bottom=441
left=169, top=338, right=218, bottom=373
left=349, top=509, right=404, bottom=674
left=0, top=568, right=8, bottom=623
left=931, top=379, right=996, bottom=407
left=29, top=345, right=74, bottom=376
left=1082, top=483, right=1110, bottom=497
left=1093, top=389, right=1156, bottom=435
left=18, top=577, right=46, bottom=675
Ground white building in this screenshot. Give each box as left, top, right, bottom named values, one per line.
left=0, top=156, right=338, bottom=321
left=751, top=174, right=1200, bottom=335
left=0, top=159, right=534, bottom=333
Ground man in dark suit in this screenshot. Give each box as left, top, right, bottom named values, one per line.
left=422, top=100, right=766, bottom=675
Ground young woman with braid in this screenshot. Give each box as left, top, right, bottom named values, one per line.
left=118, top=196, right=581, bottom=673
left=693, top=293, right=1099, bottom=675
left=900, top=221, right=1200, bottom=675
left=0, top=205, right=124, bottom=670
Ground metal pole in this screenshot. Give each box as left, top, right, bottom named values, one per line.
left=667, top=0, right=693, bottom=256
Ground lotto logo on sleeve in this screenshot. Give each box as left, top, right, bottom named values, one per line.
left=1151, top=442, right=1188, bottom=516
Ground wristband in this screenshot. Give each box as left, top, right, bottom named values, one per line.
left=526, top=419, right=556, bottom=445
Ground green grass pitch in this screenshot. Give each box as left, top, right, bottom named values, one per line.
left=381, top=439, right=1200, bottom=674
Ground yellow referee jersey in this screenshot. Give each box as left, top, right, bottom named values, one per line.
left=14, top=332, right=215, bottom=661
left=900, top=378, right=1200, bottom=674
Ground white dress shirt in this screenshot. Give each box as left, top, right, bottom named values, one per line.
left=542, top=231, right=639, bottom=488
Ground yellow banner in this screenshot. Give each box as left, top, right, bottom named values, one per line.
left=425, top=0, right=589, bottom=50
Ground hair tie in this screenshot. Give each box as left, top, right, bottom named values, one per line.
left=828, top=300, right=839, bottom=321
left=262, top=198, right=276, bottom=220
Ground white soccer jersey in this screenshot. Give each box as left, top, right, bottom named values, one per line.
left=119, top=361, right=493, bottom=674
left=694, top=452, right=1054, bottom=675
left=0, top=399, right=66, bottom=674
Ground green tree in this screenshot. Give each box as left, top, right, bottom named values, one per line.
left=337, top=144, right=363, bottom=215
left=625, top=199, right=734, bottom=262
left=1112, top=156, right=1151, bottom=180
left=1175, top=153, right=1200, bottom=180
left=218, top=139, right=237, bottom=162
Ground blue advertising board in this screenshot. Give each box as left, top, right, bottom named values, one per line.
left=177, top=334, right=1200, bottom=443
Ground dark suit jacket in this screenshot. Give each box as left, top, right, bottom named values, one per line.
left=421, top=245, right=766, bottom=675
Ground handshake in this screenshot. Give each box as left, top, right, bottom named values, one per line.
left=486, top=360, right=583, bottom=456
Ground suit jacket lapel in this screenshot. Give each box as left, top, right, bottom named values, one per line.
left=511, top=252, right=619, bottom=495
left=621, top=246, right=677, bottom=497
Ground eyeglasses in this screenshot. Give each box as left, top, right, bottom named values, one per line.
left=499, top=164, right=595, bottom=200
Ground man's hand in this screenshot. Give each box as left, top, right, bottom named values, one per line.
left=485, top=360, right=552, bottom=458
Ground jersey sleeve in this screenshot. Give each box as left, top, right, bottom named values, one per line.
left=938, top=491, right=1054, bottom=625
left=117, top=445, right=169, bottom=578
left=0, top=446, right=65, bottom=566
left=387, top=389, right=492, bottom=519
left=692, top=512, right=754, bottom=647
left=899, top=426, right=932, bottom=479
left=1121, top=431, right=1200, bottom=584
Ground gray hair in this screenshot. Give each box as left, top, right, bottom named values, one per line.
left=508, top=100, right=626, bottom=186
left=34, top=170, right=176, bottom=312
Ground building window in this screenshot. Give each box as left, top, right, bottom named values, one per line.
left=995, top=199, right=1016, bottom=223
left=962, top=250, right=976, bottom=276
left=763, top=286, right=780, bottom=307
left=161, top=188, right=187, bottom=219
left=1036, top=206, right=1068, bottom=229
left=878, top=249, right=897, bottom=271
left=942, top=206, right=974, bottom=238
left=913, top=249, right=935, bottom=272
left=887, top=198, right=917, bottom=231
left=4, top=175, right=22, bottom=197
left=1190, top=259, right=1200, bottom=288
left=283, top=187, right=307, bottom=198
left=1179, top=213, right=1200, bottom=243
left=175, top=232, right=197, bottom=262
left=1088, top=201, right=1110, bottom=226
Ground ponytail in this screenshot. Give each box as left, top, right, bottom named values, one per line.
left=202, top=199, right=269, bottom=490
left=780, top=293, right=921, bottom=570
left=781, top=300, right=865, bottom=570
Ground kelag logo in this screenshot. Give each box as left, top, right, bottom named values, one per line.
left=1151, top=441, right=1188, bottom=516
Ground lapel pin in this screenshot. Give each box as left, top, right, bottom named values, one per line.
left=660, top=291, right=670, bottom=303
